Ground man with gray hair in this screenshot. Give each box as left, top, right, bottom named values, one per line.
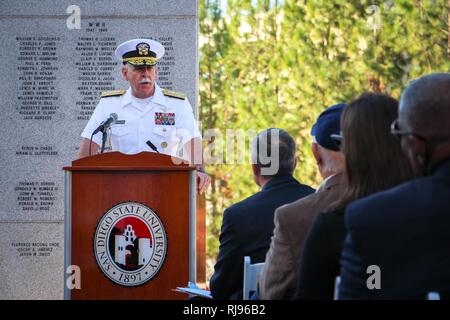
left=259, top=104, right=347, bottom=300
left=78, top=38, right=210, bottom=193
left=210, top=128, right=314, bottom=300
left=339, top=73, right=450, bottom=299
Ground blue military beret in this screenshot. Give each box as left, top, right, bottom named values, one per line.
left=310, top=103, right=346, bottom=151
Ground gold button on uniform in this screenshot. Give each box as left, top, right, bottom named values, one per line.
left=161, top=141, right=168, bottom=148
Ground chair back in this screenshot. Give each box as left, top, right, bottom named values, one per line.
left=243, top=256, right=265, bottom=300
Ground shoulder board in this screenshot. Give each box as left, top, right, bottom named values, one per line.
left=100, top=90, right=126, bottom=98
left=162, top=89, right=186, bottom=100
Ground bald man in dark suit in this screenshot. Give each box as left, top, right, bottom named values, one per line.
left=339, top=73, right=450, bottom=299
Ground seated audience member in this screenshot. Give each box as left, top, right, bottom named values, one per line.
left=209, top=128, right=315, bottom=300
left=293, top=93, right=415, bottom=300
left=339, top=73, right=450, bottom=299
left=259, top=104, right=346, bottom=300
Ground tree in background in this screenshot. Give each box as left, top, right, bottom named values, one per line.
left=200, top=0, right=450, bottom=279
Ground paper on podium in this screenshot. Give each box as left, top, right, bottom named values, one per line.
left=174, top=282, right=213, bottom=299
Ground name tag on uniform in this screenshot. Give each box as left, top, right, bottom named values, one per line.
left=155, top=112, right=175, bottom=125
left=116, top=120, right=126, bottom=125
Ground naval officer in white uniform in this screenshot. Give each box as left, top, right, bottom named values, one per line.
left=78, top=38, right=210, bottom=193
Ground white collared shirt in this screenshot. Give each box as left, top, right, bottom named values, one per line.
left=315, top=173, right=337, bottom=193
left=81, top=84, right=201, bottom=157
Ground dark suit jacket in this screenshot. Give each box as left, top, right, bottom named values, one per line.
left=209, top=175, right=315, bottom=300
left=339, top=159, right=450, bottom=299
left=293, top=208, right=346, bottom=300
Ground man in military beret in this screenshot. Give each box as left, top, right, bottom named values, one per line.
left=78, top=38, right=210, bottom=193
left=258, top=104, right=347, bottom=300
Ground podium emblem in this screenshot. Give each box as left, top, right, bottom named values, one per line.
left=94, top=201, right=168, bottom=286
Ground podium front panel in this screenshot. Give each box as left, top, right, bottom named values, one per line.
left=69, top=170, right=191, bottom=299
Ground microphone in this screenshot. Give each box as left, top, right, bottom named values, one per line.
left=93, top=113, right=118, bottom=135
left=146, top=140, right=159, bottom=153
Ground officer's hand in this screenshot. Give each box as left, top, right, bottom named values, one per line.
left=196, top=171, right=211, bottom=194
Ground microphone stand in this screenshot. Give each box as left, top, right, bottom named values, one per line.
left=100, top=128, right=108, bottom=154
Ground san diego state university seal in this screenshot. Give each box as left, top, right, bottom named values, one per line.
left=94, top=201, right=168, bottom=286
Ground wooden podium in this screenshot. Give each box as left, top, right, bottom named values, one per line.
left=63, top=152, right=205, bottom=299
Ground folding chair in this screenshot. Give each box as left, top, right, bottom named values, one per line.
left=333, top=276, right=341, bottom=300
left=243, top=256, right=265, bottom=300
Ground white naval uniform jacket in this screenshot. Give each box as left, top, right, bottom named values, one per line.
left=81, top=84, right=201, bottom=158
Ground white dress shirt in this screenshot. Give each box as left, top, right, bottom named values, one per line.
left=81, top=84, right=201, bottom=158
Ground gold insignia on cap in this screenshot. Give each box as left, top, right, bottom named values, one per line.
left=137, top=42, right=150, bottom=56
left=162, top=89, right=186, bottom=100
left=161, top=141, right=168, bottom=148
left=123, top=57, right=157, bottom=66
left=101, top=89, right=127, bottom=98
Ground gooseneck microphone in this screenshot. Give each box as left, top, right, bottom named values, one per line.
left=92, top=113, right=118, bottom=135
left=89, top=113, right=118, bottom=156
left=146, top=140, right=159, bottom=153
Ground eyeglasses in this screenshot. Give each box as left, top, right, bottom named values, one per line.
left=390, top=119, right=450, bottom=144
left=390, top=119, right=418, bottom=139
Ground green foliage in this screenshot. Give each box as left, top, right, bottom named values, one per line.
left=200, top=0, right=450, bottom=277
